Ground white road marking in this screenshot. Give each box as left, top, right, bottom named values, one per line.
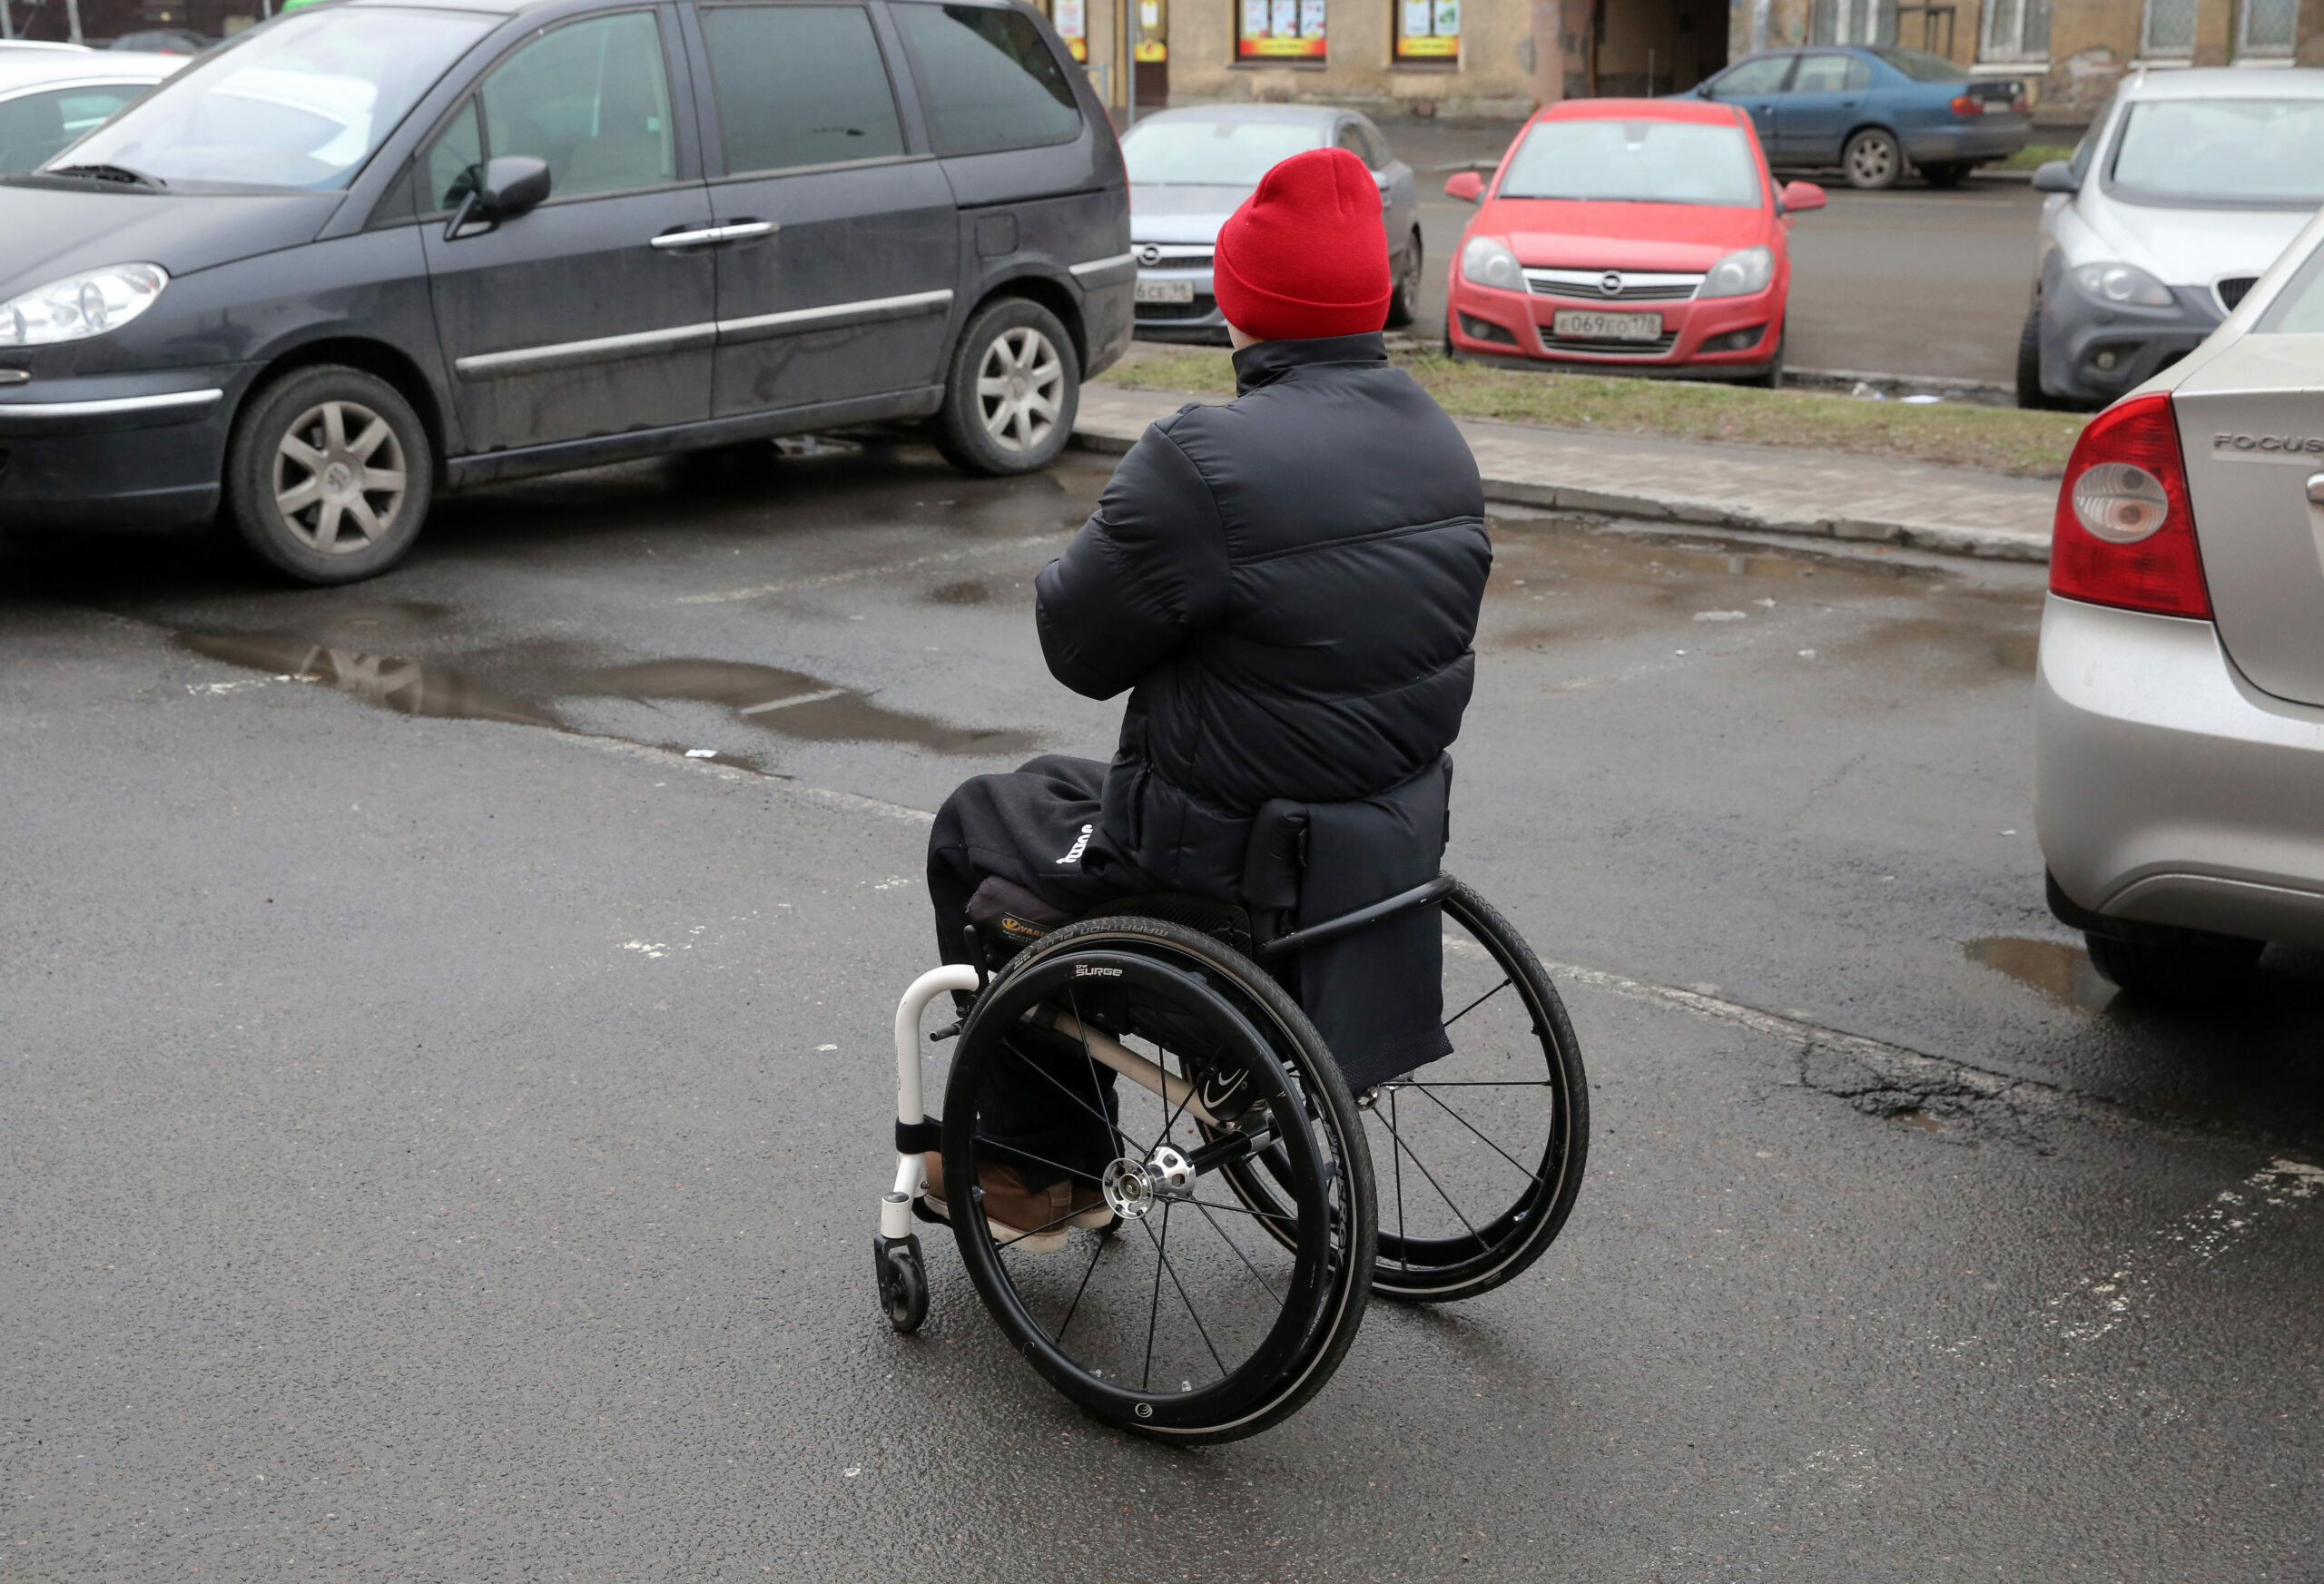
left=2039, top=1158, right=2324, bottom=1344
left=739, top=687, right=848, bottom=716
left=672, top=534, right=1068, bottom=606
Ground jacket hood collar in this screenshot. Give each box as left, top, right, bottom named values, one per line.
left=1231, top=332, right=1389, bottom=395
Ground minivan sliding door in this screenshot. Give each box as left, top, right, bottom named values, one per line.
left=689, top=1, right=960, bottom=418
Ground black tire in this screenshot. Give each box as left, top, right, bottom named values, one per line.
left=875, top=1235, right=930, bottom=1333
left=1743, top=318, right=1787, bottom=390
left=2015, top=302, right=2053, bottom=410
left=2085, top=929, right=2263, bottom=1008
left=224, top=364, right=433, bottom=585
left=942, top=915, right=1374, bottom=1445
left=1358, top=881, right=1589, bottom=1302
left=1842, top=127, right=1903, bottom=190
left=934, top=296, right=1080, bottom=477
left=1922, top=162, right=1968, bottom=189
left=1385, top=230, right=1423, bottom=329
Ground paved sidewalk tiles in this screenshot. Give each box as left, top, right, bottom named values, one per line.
left=1073, top=384, right=2054, bottom=565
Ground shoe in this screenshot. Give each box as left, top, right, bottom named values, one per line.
left=921, top=1152, right=1112, bottom=1252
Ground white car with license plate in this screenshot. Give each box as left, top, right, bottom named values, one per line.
left=2037, top=205, right=2324, bottom=1002
left=1122, top=103, right=1422, bottom=344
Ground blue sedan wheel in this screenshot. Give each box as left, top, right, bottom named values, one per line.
left=1842, top=127, right=1901, bottom=190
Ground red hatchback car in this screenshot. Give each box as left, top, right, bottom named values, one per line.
left=1443, top=98, right=1825, bottom=385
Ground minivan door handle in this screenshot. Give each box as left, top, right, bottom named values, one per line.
left=651, top=221, right=778, bottom=250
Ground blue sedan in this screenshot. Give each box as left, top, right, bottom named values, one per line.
left=1684, top=45, right=2030, bottom=190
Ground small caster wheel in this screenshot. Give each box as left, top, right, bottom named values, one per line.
left=874, top=1234, right=929, bottom=1333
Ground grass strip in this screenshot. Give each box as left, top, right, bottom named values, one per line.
left=2000, top=142, right=2078, bottom=170
left=1099, top=346, right=2084, bottom=477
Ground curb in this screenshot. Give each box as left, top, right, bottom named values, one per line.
left=1070, top=405, right=2051, bottom=566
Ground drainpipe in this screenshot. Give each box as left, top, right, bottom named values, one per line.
left=1, top=0, right=14, bottom=40
left=65, top=0, right=83, bottom=43
left=1531, top=0, right=1562, bottom=104
left=1120, top=0, right=1136, bottom=124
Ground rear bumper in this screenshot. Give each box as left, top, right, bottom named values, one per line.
left=2035, top=594, right=2324, bottom=949
left=0, top=366, right=249, bottom=528
left=1444, top=277, right=1783, bottom=379
left=1903, top=119, right=2030, bottom=165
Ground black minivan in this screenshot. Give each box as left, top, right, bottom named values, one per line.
left=0, top=0, right=1132, bottom=582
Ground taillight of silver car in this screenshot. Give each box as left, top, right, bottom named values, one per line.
left=2049, top=391, right=2213, bottom=620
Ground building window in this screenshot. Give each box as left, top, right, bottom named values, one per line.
left=1237, top=0, right=1326, bottom=60
left=1808, top=0, right=1894, bottom=46
left=2141, top=0, right=2197, bottom=58
left=1393, top=0, right=1457, bottom=63
left=1031, top=0, right=1089, bottom=63
left=2239, top=0, right=2296, bottom=58
left=1979, top=0, right=2049, bottom=61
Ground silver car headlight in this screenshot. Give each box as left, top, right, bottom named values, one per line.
left=1699, top=246, right=1774, bottom=300
left=0, top=263, right=170, bottom=347
left=2070, top=261, right=2173, bottom=309
left=1461, top=236, right=1524, bottom=291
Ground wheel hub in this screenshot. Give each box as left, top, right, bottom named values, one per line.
left=1102, top=1145, right=1196, bottom=1219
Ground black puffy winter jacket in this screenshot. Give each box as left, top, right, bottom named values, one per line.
left=1036, top=332, right=1490, bottom=900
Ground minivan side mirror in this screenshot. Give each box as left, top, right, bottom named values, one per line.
left=1443, top=170, right=1483, bottom=202
left=478, top=155, right=552, bottom=219
left=447, top=154, right=552, bottom=239
left=1779, top=180, right=1827, bottom=212
left=1694, top=81, right=1716, bottom=98
left=2031, top=160, right=2079, bottom=195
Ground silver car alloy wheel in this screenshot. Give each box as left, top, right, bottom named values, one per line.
left=975, top=326, right=1064, bottom=454
left=271, top=398, right=408, bottom=556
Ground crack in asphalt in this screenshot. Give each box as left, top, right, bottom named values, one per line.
left=1541, top=958, right=2087, bottom=1147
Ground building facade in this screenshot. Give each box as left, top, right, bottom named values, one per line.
left=6, top=0, right=2318, bottom=124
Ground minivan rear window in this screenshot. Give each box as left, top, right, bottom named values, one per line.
left=701, top=5, right=905, bottom=174
left=892, top=3, right=1078, bottom=159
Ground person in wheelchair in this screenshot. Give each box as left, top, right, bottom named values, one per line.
left=922, top=147, right=1490, bottom=1250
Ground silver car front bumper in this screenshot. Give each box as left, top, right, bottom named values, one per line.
left=2036, top=593, right=2324, bottom=948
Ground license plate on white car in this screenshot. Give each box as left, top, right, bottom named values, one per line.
left=1552, top=310, right=1663, bottom=341
left=1136, top=278, right=1196, bottom=304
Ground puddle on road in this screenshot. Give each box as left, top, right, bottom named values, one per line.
left=1480, top=513, right=2041, bottom=684
left=173, top=632, right=1033, bottom=764
left=1965, top=936, right=2117, bottom=1011
left=181, top=633, right=556, bottom=728
left=924, top=579, right=995, bottom=606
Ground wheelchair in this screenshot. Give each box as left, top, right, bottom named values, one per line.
left=872, top=848, right=1589, bottom=1445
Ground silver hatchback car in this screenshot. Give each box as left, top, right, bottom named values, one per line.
left=2037, top=205, right=2324, bottom=1002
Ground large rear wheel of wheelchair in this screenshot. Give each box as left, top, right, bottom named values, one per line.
left=1210, top=881, right=1587, bottom=1303
left=941, top=917, right=1375, bottom=1445
left=1371, top=881, right=1588, bottom=1299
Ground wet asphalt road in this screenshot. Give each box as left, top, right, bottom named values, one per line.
left=1373, top=116, right=2043, bottom=388
left=5, top=443, right=2322, bottom=1582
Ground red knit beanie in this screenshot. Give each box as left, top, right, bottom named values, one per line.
left=1212, top=146, right=1392, bottom=341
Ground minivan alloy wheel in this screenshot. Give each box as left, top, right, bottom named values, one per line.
left=272, top=398, right=409, bottom=555
left=976, top=327, right=1065, bottom=454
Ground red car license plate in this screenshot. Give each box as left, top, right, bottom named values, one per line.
left=1552, top=310, right=1663, bottom=341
